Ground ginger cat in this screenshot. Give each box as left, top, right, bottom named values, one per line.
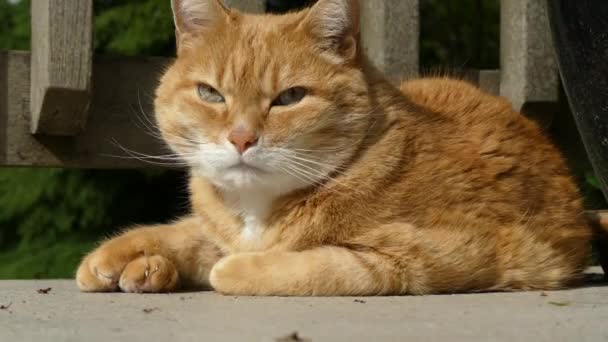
left=76, top=0, right=592, bottom=295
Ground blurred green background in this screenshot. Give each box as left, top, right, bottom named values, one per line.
left=0, top=0, right=605, bottom=279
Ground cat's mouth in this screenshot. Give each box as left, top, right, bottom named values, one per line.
left=227, top=161, right=267, bottom=174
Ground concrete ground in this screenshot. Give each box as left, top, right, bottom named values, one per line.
left=1, top=268, right=607, bottom=342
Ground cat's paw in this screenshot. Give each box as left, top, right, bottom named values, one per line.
left=76, top=246, right=133, bottom=292
left=119, top=255, right=179, bottom=293
left=77, top=247, right=179, bottom=293
left=209, top=253, right=261, bottom=295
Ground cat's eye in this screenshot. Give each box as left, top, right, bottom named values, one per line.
left=197, top=84, right=225, bottom=103
left=272, top=87, right=307, bottom=107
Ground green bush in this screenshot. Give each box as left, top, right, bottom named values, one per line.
left=0, top=168, right=189, bottom=278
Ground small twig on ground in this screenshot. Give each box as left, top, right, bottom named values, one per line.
left=142, top=307, right=160, bottom=314
left=549, top=301, right=571, bottom=307
left=37, top=287, right=52, bottom=294
left=0, top=303, right=12, bottom=310
left=354, top=299, right=367, bottom=303
left=540, top=292, right=548, bottom=297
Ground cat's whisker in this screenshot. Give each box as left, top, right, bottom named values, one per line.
left=101, top=154, right=192, bottom=167
left=105, top=139, right=198, bottom=167
left=285, top=151, right=349, bottom=169
left=110, top=140, right=198, bottom=159
left=291, top=119, right=378, bottom=154
left=281, top=153, right=339, bottom=170
left=134, top=91, right=169, bottom=141
left=287, top=162, right=364, bottom=196
left=135, top=90, right=206, bottom=148
left=280, top=160, right=360, bottom=198
left=281, top=157, right=330, bottom=177
left=277, top=150, right=371, bottom=196
left=346, top=113, right=387, bottom=118
left=279, top=153, right=351, bottom=178
left=281, top=163, right=351, bottom=198
left=276, top=165, right=319, bottom=190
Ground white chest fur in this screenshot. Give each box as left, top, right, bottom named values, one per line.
left=241, top=213, right=264, bottom=242
left=222, top=190, right=275, bottom=245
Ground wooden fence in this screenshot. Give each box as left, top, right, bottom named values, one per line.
left=0, top=0, right=558, bottom=168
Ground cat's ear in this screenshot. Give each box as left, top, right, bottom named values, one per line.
left=171, top=0, right=230, bottom=45
left=302, top=0, right=360, bottom=61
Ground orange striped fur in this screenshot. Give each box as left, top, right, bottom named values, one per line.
left=76, top=0, right=591, bottom=295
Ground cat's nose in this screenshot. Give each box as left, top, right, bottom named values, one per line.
left=228, top=129, right=258, bottom=154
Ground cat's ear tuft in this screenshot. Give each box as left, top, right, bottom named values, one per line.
left=171, top=0, right=229, bottom=41
left=302, top=0, right=360, bottom=61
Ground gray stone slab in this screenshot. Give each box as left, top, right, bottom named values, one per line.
left=1, top=268, right=607, bottom=342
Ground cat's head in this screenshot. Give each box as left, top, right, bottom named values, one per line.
left=155, top=0, right=373, bottom=194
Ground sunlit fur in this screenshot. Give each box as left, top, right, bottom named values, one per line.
left=76, top=0, right=592, bottom=296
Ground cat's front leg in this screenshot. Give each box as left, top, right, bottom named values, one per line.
left=76, top=216, right=222, bottom=293
left=209, top=247, right=399, bottom=296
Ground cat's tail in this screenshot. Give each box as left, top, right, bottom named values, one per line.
left=587, top=210, right=608, bottom=278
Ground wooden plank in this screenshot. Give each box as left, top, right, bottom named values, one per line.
left=0, top=51, right=503, bottom=168
left=460, top=70, right=501, bottom=96
left=0, top=51, right=7, bottom=165
left=1, top=51, right=169, bottom=168
left=360, top=0, right=420, bottom=81
left=30, top=0, right=93, bottom=136
left=500, top=0, right=558, bottom=114
left=224, top=0, right=266, bottom=13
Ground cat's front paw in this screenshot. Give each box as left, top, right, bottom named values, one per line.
left=76, top=246, right=132, bottom=292
left=209, top=253, right=263, bottom=295
left=118, top=255, right=179, bottom=293
left=76, top=245, right=178, bottom=293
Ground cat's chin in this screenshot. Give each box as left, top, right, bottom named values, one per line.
left=219, top=164, right=269, bottom=189
left=194, top=164, right=307, bottom=195
left=226, top=162, right=267, bottom=175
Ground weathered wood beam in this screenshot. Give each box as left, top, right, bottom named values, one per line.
left=0, top=52, right=7, bottom=165
left=500, top=0, right=558, bottom=114
left=360, top=0, right=420, bottom=81
left=2, top=51, right=169, bottom=168
left=224, top=0, right=266, bottom=13
left=463, top=70, right=501, bottom=96
left=30, top=0, right=94, bottom=136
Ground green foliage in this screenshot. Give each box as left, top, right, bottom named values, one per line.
left=586, top=173, right=602, bottom=190
left=0, top=169, right=112, bottom=245
left=0, top=0, right=176, bottom=55
left=0, top=0, right=29, bottom=50
left=0, top=168, right=188, bottom=279
left=94, top=0, right=176, bottom=56
left=0, top=240, right=95, bottom=279
left=582, top=172, right=606, bottom=210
